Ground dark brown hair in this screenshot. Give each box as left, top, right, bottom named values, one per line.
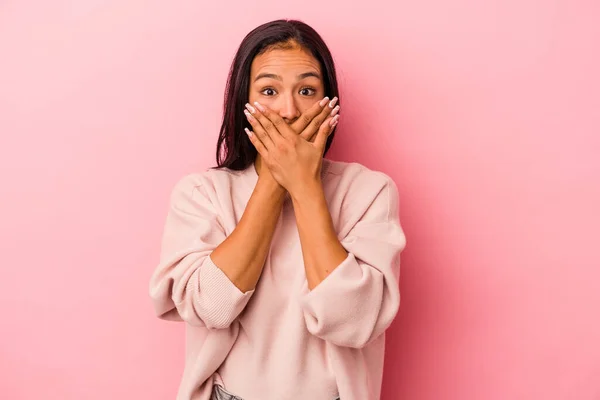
left=214, top=19, right=340, bottom=170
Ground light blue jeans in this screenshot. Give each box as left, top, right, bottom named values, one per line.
left=211, top=384, right=341, bottom=400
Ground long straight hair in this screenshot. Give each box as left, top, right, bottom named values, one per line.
left=214, top=19, right=340, bottom=170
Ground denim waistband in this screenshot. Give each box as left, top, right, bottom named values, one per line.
left=211, top=384, right=340, bottom=400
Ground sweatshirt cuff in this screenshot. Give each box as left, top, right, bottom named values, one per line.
left=299, top=252, right=383, bottom=347
left=299, top=252, right=363, bottom=319
left=302, top=252, right=361, bottom=299
left=198, top=255, right=254, bottom=327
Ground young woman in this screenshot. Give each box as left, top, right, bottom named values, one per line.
left=149, top=19, right=407, bottom=400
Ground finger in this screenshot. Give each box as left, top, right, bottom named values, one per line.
left=300, top=96, right=339, bottom=142
left=245, top=128, right=269, bottom=158
left=314, top=114, right=339, bottom=151
left=244, top=109, right=274, bottom=150
left=291, top=96, right=330, bottom=134
left=308, top=109, right=334, bottom=143
left=248, top=102, right=291, bottom=143
left=307, top=101, right=338, bottom=143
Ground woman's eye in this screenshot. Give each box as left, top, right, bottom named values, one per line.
left=260, top=87, right=316, bottom=96
left=300, top=87, right=316, bottom=96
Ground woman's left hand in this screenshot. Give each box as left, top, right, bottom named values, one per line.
left=244, top=101, right=340, bottom=196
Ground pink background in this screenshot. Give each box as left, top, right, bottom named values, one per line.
left=1, top=1, right=599, bottom=399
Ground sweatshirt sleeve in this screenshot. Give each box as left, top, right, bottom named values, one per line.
left=299, top=175, right=406, bottom=348
left=149, top=173, right=254, bottom=329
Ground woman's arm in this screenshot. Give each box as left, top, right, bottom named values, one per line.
left=294, top=175, right=406, bottom=349
left=211, top=170, right=286, bottom=293
left=149, top=171, right=285, bottom=329
left=242, top=102, right=406, bottom=348
left=290, top=180, right=348, bottom=290
left=151, top=99, right=333, bottom=328
left=214, top=97, right=336, bottom=293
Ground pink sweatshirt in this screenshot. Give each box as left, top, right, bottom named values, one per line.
left=149, top=158, right=407, bottom=400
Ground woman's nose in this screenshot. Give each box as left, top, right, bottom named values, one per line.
left=278, top=96, right=300, bottom=121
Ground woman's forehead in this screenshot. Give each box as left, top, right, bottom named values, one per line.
left=251, top=48, right=321, bottom=80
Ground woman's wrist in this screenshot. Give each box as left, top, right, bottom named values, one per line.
left=289, top=177, right=323, bottom=205
left=256, top=174, right=287, bottom=201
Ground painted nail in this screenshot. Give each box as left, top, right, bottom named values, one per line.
left=329, top=114, right=340, bottom=126
left=244, top=110, right=254, bottom=121
left=245, top=128, right=253, bottom=137
left=245, top=103, right=256, bottom=114
left=319, top=97, right=330, bottom=107
left=254, top=101, right=266, bottom=112
left=328, top=97, right=338, bottom=108
left=330, top=105, right=340, bottom=117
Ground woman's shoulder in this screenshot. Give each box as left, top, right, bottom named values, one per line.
left=323, top=159, right=401, bottom=222
left=168, top=166, right=245, bottom=201
left=323, top=159, right=398, bottom=192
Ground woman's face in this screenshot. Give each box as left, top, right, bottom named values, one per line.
left=248, top=45, right=325, bottom=125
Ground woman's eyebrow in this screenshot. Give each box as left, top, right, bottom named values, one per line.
left=254, top=71, right=321, bottom=82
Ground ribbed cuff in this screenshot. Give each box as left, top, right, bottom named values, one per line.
left=197, top=255, right=254, bottom=328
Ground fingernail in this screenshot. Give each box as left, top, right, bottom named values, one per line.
left=328, top=97, right=338, bottom=108
left=319, top=97, right=329, bottom=107
left=329, top=115, right=340, bottom=126
left=245, top=103, right=256, bottom=114
left=244, top=110, right=254, bottom=121
left=330, top=105, right=340, bottom=117
left=254, top=101, right=265, bottom=112
left=245, top=128, right=253, bottom=137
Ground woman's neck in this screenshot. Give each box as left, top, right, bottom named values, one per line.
left=254, top=155, right=263, bottom=176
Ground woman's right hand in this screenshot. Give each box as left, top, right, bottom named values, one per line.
left=256, top=96, right=340, bottom=189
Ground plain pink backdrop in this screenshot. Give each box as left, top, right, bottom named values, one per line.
left=1, top=1, right=599, bottom=399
